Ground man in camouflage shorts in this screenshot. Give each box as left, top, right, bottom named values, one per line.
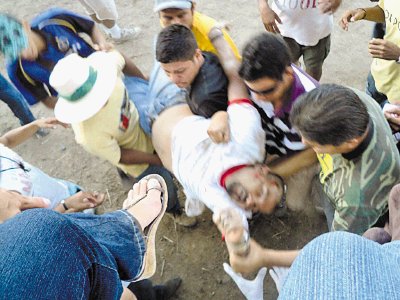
left=290, top=84, right=400, bottom=235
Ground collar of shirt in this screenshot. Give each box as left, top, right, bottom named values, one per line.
left=274, top=70, right=305, bottom=118
left=342, top=119, right=374, bottom=160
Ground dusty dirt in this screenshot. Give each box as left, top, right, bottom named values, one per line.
left=0, top=0, right=373, bottom=299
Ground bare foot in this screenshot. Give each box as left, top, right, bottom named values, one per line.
left=124, top=179, right=162, bottom=230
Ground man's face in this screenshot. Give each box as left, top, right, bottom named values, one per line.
left=301, top=136, right=344, bottom=154
left=160, top=50, right=202, bottom=88
left=245, top=67, right=293, bottom=107
left=159, top=8, right=194, bottom=28
left=227, top=165, right=284, bottom=214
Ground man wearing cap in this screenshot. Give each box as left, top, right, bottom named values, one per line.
left=4, top=8, right=144, bottom=109
left=138, top=0, right=240, bottom=135
left=50, top=50, right=186, bottom=221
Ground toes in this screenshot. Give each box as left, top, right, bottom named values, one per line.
left=138, top=179, right=148, bottom=196
left=147, top=178, right=161, bottom=190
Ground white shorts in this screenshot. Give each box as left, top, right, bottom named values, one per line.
left=79, top=0, right=118, bottom=21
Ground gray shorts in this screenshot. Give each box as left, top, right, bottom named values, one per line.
left=283, top=34, right=331, bottom=76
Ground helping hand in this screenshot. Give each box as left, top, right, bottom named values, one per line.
left=63, top=191, right=105, bottom=212
left=339, top=9, right=365, bottom=31
left=207, top=111, right=230, bottom=143
left=34, top=117, right=69, bottom=129
left=260, top=6, right=282, bottom=33
left=369, top=39, right=400, bottom=60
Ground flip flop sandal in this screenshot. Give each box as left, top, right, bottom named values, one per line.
left=124, top=174, right=168, bottom=281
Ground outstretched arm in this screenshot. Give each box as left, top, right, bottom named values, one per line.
left=208, top=27, right=249, bottom=103
left=268, top=148, right=317, bottom=179
left=0, top=117, right=67, bottom=148
left=339, top=5, right=384, bottom=31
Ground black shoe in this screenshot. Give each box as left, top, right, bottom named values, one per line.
left=154, top=277, right=182, bottom=300
left=127, top=277, right=182, bottom=300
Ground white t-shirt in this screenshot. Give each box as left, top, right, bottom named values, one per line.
left=171, top=101, right=265, bottom=217
left=0, top=144, right=72, bottom=208
left=271, top=0, right=333, bottom=46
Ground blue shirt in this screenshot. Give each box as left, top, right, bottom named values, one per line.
left=7, top=8, right=95, bottom=105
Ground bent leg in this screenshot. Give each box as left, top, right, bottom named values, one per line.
left=280, top=232, right=400, bottom=299
left=0, top=209, right=145, bottom=299
left=302, top=35, right=331, bottom=81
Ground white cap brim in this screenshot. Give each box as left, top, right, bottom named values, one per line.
left=54, top=52, right=118, bottom=124
left=154, top=1, right=192, bottom=12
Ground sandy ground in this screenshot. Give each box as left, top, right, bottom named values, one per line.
left=0, top=0, right=373, bottom=299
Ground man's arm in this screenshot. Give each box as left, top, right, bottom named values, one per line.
left=229, top=239, right=300, bottom=274
left=0, top=118, right=66, bottom=148
left=257, top=0, right=282, bottom=33
left=119, top=148, right=162, bottom=166
left=268, top=148, right=317, bottom=179
left=119, top=52, right=146, bottom=80
left=339, top=5, right=385, bottom=31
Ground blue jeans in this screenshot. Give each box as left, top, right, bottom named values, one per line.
left=0, top=74, right=35, bottom=125
left=279, top=232, right=400, bottom=299
left=366, top=72, right=388, bottom=107
left=123, top=76, right=152, bottom=134
left=0, top=209, right=145, bottom=299
left=125, top=64, right=187, bottom=135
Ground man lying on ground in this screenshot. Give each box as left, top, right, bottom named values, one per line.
left=0, top=117, right=104, bottom=212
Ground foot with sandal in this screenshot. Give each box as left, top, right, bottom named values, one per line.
left=123, top=174, right=169, bottom=281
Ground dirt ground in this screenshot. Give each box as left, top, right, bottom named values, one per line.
left=0, top=0, right=373, bottom=299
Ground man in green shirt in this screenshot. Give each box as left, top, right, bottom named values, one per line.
left=290, top=84, right=400, bottom=234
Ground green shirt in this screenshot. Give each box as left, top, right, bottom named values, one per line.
left=317, top=89, right=400, bottom=235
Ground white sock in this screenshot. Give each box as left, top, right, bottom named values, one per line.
left=106, top=24, right=122, bottom=39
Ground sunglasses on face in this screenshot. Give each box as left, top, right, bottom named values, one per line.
left=247, top=83, right=279, bottom=96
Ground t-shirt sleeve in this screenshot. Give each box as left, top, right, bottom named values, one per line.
left=6, top=61, right=49, bottom=105
left=228, top=101, right=265, bottom=149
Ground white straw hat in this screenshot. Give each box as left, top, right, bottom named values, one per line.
left=51, top=51, right=117, bottom=124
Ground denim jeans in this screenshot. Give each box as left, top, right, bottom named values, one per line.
left=123, top=76, right=152, bottom=134
left=279, top=232, right=400, bottom=299
left=0, top=74, right=35, bottom=125
left=0, top=209, right=145, bottom=299
left=366, top=72, right=388, bottom=107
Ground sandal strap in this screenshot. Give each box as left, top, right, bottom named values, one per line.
left=124, top=194, right=147, bottom=210
left=147, top=186, right=164, bottom=194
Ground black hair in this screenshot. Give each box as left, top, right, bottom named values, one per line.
left=239, top=32, right=291, bottom=82
left=156, top=24, right=198, bottom=63
left=290, top=84, right=370, bottom=146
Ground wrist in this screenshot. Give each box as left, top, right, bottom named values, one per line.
left=357, top=8, right=367, bottom=19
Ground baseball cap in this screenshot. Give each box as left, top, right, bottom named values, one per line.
left=154, top=0, right=194, bottom=12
